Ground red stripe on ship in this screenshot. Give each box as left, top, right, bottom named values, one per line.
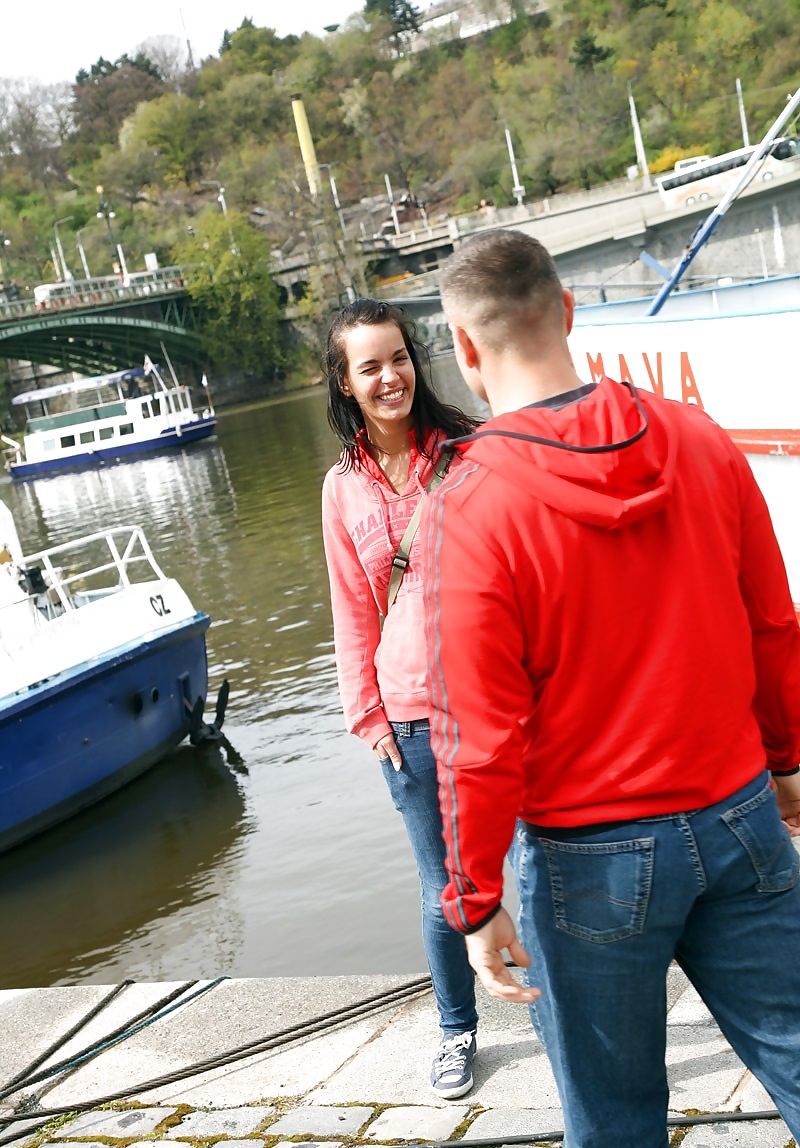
left=729, top=429, right=800, bottom=455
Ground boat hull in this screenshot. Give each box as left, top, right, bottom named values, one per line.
left=8, top=418, right=216, bottom=480
left=0, top=613, right=210, bottom=854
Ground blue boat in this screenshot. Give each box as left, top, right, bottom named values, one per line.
left=2, top=356, right=216, bottom=480
left=0, top=502, right=212, bottom=853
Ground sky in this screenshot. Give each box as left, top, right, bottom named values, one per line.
left=0, top=0, right=397, bottom=86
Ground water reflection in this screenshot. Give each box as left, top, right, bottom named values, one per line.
left=0, top=387, right=434, bottom=987
left=0, top=747, right=247, bottom=989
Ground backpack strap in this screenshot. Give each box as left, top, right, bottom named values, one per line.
left=385, top=450, right=453, bottom=615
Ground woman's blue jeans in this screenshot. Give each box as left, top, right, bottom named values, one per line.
left=515, top=772, right=800, bottom=1148
left=381, top=720, right=478, bottom=1036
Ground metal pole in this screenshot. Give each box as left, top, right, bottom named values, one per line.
left=76, top=230, right=91, bottom=278
left=504, top=125, right=526, bottom=205
left=628, top=83, right=653, bottom=188
left=0, top=233, right=10, bottom=282
left=321, top=164, right=347, bottom=240
left=54, top=215, right=74, bottom=281
left=384, top=173, right=401, bottom=236
left=217, top=187, right=238, bottom=254
left=736, top=78, right=750, bottom=147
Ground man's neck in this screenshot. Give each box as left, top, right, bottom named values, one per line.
left=483, top=357, right=587, bottom=417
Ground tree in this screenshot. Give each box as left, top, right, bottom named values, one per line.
left=71, top=59, right=167, bottom=159
left=364, top=0, right=421, bottom=48
left=172, top=210, right=286, bottom=376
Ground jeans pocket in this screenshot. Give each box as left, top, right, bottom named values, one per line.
left=722, top=782, right=800, bottom=892
left=541, top=837, right=655, bottom=943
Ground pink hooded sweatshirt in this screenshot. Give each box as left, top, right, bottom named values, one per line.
left=322, top=430, right=443, bottom=748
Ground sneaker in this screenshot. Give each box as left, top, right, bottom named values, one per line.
left=430, top=1031, right=477, bottom=1098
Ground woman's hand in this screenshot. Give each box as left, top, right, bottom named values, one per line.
left=374, top=733, right=402, bottom=772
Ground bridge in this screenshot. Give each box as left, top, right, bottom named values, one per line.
left=0, top=267, right=202, bottom=376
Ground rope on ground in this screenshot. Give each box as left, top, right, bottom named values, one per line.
left=0, top=981, right=134, bottom=1102
left=0, top=975, right=434, bottom=1145
left=417, top=1110, right=785, bottom=1147
left=0, top=981, right=203, bottom=1104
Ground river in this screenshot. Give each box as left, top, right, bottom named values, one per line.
left=0, top=359, right=487, bottom=990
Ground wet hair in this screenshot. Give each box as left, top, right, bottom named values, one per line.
left=325, top=297, right=478, bottom=470
left=439, top=230, right=564, bottom=350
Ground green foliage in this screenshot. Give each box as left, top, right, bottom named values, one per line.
left=364, top=0, right=421, bottom=36
left=172, top=211, right=285, bottom=377
left=1, top=0, right=799, bottom=376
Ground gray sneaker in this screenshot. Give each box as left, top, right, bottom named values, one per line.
left=430, top=1031, right=477, bottom=1098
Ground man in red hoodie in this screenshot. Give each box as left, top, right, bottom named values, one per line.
left=424, top=229, right=800, bottom=1147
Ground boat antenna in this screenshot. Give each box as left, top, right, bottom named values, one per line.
left=646, top=83, right=800, bottom=316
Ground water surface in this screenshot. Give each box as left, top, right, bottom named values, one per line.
left=0, top=383, right=462, bottom=988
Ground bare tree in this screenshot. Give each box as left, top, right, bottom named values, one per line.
left=135, top=35, right=188, bottom=84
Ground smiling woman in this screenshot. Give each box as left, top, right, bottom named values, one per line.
left=320, top=297, right=482, bottom=1100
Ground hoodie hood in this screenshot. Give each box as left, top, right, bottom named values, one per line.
left=446, top=377, right=677, bottom=529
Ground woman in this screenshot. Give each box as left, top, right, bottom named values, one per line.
left=321, top=298, right=480, bottom=1099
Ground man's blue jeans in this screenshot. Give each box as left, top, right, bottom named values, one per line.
left=381, top=719, right=478, bottom=1036
left=515, top=771, right=800, bottom=1148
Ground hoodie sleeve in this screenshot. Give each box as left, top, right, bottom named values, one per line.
left=735, top=451, right=800, bottom=773
left=424, top=476, right=532, bottom=932
left=322, top=472, right=392, bottom=750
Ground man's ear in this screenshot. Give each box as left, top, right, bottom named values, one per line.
left=450, top=323, right=480, bottom=368
left=562, top=288, right=575, bottom=336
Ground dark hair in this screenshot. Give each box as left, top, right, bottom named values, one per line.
left=325, top=297, right=477, bottom=470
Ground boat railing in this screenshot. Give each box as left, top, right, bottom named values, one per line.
left=21, top=526, right=167, bottom=613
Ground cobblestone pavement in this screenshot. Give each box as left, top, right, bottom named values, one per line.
left=0, top=973, right=796, bottom=1148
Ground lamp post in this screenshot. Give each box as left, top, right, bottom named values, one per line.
left=0, top=230, right=10, bottom=283
left=76, top=227, right=93, bottom=279
left=504, top=124, right=526, bottom=206
left=199, top=180, right=238, bottom=254
left=54, top=215, right=74, bottom=282
left=96, top=186, right=128, bottom=281
left=319, top=163, right=347, bottom=240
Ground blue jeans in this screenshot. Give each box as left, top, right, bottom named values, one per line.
left=380, top=720, right=478, bottom=1036
left=515, top=772, right=800, bottom=1148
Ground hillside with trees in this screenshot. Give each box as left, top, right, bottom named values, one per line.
left=0, top=0, right=798, bottom=391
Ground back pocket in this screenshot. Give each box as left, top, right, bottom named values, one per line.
left=541, top=837, right=655, bottom=943
left=722, top=783, right=800, bottom=893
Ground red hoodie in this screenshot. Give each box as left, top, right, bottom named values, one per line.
left=424, top=377, right=800, bottom=933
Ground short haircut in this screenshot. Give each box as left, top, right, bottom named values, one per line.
left=439, top=230, right=564, bottom=350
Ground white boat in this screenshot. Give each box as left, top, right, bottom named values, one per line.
left=1, top=356, right=216, bottom=480
left=0, top=501, right=213, bottom=853
left=568, top=271, right=800, bottom=604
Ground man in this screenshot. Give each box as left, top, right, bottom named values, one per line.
left=424, top=228, right=800, bottom=1148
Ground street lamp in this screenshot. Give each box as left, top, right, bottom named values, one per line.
left=0, top=230, right=10, bottom=283
left=199, top=181, right=238, bottom=254
left=503, top=124, right=526, bottom=206
left=76, top=226, right=93, bottom=279
left=54, top=215, right=74, bottom=282
left=96, top=186, right=128, bottom=281
left=319, top=163, right=347, bottom=240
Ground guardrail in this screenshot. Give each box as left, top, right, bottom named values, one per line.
left=0, top=267, right=188, bottom=325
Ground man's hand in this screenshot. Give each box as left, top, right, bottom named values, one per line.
left=465, top=907, right=541, bottom=1004
left=773, top=772, right=800, bottom=837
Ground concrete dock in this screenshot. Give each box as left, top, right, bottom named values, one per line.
left=0, top=969, right=795, bottom=1148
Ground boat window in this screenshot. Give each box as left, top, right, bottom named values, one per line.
left=79, top=430, right=95, bottom=444
left=43, top=439, right=56, bottom=452
left=60, top=435, right=76, bottom=448
left=141, top=402, right=152, bottom=418
left=99, top=426, right=115, bottom=440
left=152, top=397, right=162, bottom=415
left=119, top=423, right=134, bottom=436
